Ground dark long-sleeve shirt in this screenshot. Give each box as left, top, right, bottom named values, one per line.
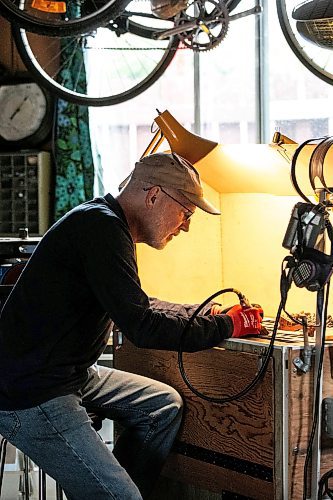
left=0, top=194, right=232, bottom=410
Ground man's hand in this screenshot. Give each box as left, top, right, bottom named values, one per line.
left=211, top=304, right=264, bottom=338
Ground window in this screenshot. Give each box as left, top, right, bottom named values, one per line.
left=89, top=46, right=195, bottom=196
left=89, top=0, right=333, bottom=195
left=268, top=0, right=333, bottom=142
left=199, top=0, right=256, bottom=144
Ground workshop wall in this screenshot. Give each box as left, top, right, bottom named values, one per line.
left=137, top=188, right=316, bottom=317
left=0, top=18, right=56, bottom=153
left=0, top=17, right=26, bottom=73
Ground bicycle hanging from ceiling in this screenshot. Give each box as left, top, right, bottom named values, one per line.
left=7, top=0, right=261, bottom=105
left=276, top=0, right=333, bottom=86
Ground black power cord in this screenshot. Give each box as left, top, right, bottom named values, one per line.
left=304, top=283, right=330, bottom=500
left=177, top=264, right=331, bottom=496
left=177, top=287, right=286, bottom=404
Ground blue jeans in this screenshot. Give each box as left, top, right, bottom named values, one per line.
left=0, top=365, right=183, bottom=499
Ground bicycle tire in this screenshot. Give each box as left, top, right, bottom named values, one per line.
left=276, top=0, right=333, bottom=86
left=12, top=13, right=180, bottom=106
left=0, top=0, right=126, bottom=37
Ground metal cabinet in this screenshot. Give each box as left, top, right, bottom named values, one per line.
left=0, top=151, right=51, bottom=236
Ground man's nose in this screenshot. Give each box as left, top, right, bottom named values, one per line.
left=180, top=218, right=191, bottom=232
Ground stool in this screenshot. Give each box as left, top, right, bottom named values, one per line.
left=0, top=264, right=64, bottom=500
left=0, top=265, right=106, bottom=498
left=1, top=435, right=64, bottom=500
left=0, top=410, right=106, bottom=498
left=0, top=416, right=104, bottom=498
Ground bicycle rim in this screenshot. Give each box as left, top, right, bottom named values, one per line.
left=276, top=0, right=333, bottom=85
left=12, top=20, right=179, bottom=106
left=0, top=0, right=126, bottom=36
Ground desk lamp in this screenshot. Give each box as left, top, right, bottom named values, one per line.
left=142, top=109, right=328, bottom=197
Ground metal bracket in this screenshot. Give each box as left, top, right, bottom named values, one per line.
left=293, top=346, right=315, bottom=373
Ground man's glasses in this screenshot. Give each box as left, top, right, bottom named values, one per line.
left=143, top=186, right=194, bottom=221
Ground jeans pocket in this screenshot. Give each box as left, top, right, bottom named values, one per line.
left=0, top=411, right=20, bottom=441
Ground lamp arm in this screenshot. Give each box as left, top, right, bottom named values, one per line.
left=140, top=129, right=164, bottom=159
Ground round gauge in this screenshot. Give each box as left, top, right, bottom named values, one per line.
left=0, top=81, right=54, bottom=148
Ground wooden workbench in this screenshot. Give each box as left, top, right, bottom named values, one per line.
left=114, top=329, right=333, bottom=499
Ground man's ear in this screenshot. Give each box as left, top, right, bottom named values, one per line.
left=145, top=186, right=160, bottom=209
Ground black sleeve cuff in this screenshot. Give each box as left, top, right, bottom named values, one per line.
left=215, top=314, right=233, bottom=339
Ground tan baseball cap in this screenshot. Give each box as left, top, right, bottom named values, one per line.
left=118, top=152, right=220, bottom=215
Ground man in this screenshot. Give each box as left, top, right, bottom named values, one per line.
left=0, top=152, right=263, bottom=499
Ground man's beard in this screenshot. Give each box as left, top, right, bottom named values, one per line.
left=142, top=216, right=171, bottom=250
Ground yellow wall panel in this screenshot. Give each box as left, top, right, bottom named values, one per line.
left=137, top=139, right=326, bottom=318
left=219, top=193, right=318, bottom=316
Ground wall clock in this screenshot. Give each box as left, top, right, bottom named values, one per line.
left=0, top=79, right=54, bottom=149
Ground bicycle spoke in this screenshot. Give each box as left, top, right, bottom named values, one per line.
left=0, top=0, right=125, bottom=36
left=276, top=0, right=333, bottom=86
left=13, top=14, right=179, bottom=106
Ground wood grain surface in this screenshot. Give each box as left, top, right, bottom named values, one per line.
left=288, top=347, right=333, bottom=499
left=114, top=339, right=274, bottom=497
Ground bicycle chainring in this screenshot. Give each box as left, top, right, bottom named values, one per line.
left=174, top=0, right=229, bottom=51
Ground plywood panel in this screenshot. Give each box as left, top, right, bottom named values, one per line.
left=0, top=17, right=26, bottom=73
left=114, top=339, right=274, bottom=497
left=288, top=348, right=333, bottom=499
left=162, top=454, right=273, bottom=500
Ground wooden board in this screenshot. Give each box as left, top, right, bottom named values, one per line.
left=288, top=347, right=333, bottom=499
left=114, top=339, right=274, bottom=497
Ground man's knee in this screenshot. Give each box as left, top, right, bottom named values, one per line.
left=162, top=386, right=183, bottom=420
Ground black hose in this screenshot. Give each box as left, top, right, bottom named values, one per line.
left=178, top=287, right=283, bottom=404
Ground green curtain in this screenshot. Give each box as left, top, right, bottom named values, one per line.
left=54, top=38, right=94, bottom=221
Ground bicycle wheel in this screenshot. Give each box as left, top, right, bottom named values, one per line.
left=276, top=0, right=333, bottom=85
left=0, top=0, right=126, bottom=36
left=12, top=3, right=180, bottom=106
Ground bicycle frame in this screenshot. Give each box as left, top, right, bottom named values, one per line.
left=108, top=0, right=261, bottom=41
left=11, top=0, right=262, bottom=107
